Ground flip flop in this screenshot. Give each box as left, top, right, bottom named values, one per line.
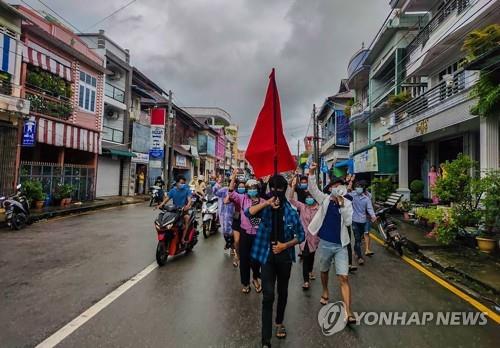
left=309, top=272, right=316, bottom=280
left=252, top=279, right=263, bottom=293
left=320, top=296, right=329, bottom=305
left=365, top=251, right=375, bottom=256
left=241, top=286, right=251, bottom=294
left=276, top=325, right=287, bottom=339
left=302, top=282, right=310, bottom=290
left=347, top=315, right=357, bottom=325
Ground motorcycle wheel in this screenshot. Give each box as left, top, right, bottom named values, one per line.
left=202, top=221, right=210, bottom=239
left=156, top=241, right=169, bottom=266
left=11, top=212, right=27, bottom=230
left=395, top=242, right=404, bottom=256
left=149, top=197, right=154, bottom=207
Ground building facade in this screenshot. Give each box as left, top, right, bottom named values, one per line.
left=17, top=5, right=105, bottom=201
left=0, top=2, right=30, bottom=195
left=79, top=30, right=134, bottom=197
left=388, top=0, right=500, bottom=198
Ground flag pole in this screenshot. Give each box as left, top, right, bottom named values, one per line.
left=272, top=68, right=278, bottom=244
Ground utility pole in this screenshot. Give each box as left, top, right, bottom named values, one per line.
left=166, top=90, right=174, bottom=186
left=313, top=103, right=320, bottom=186
left=297, top=139, right=300, bottom=170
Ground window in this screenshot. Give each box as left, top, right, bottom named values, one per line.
left=78, top=71, right=97, bottom=112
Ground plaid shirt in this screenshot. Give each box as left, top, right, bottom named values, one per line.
left=245, top=201, right=305, bottom=265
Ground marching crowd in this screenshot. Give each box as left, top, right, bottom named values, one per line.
left=158, top=163, right=376, bottom=348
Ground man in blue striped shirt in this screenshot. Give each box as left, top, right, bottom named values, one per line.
left=351, top=180, right=377, bottom=265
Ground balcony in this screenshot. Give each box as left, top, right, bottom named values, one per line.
left=25, top=85, right=72, bottom=120
left=0, top=76, right=13, bottom=95
left=392, top=69, right=477, bottom=126
left=347, top=49, right=370, bottom=89
left=102, top=125, right=124, bottom=143
left=406, top=0, right=472, bottom=59
left=321, top=135, right=336, bottom=154
left=105, top=82, right=125, bottom=103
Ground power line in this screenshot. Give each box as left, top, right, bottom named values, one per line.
left=84, top=0, right=139, bottom=31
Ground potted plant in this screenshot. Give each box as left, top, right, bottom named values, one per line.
left=410, top=179, right=424, bottom=203
left=397, top=200, right=412, bottom=220
left=476, top=170, right=500, bottom=252
left=53, top=183, right=74, bottom=207
left=23, top=180, right=46, bottom=209
left=388, top=91, right=411, bottom=109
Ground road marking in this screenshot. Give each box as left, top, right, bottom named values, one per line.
left=369, top=232, right=500, bottom=325
left=35, top=262, right=159, bottom=348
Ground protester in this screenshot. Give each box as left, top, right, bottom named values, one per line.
left=295, top=175, right=309, bottom=203
left=158, top=175, right=192, bottom=244
left=286, top=175, right=320, bottom=289
left=229, top=170, right=262, bottom=294
left=350, top=180, right=377, bottom=265
left=307, top=163, right=355, bottom=324
left=214, top=187, right=236, bottom=256
left=231, top=179, right=246, bottom=267
left=246, top=175, right=304, bottom=347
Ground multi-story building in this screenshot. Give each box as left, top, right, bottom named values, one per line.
left=317, top=79, right=352, bottom=178
left=79, top=30, right=134, bottom=197
left=197, top=126, right=218, bottom=179
left=347, top=7, right=429, bottom=182
left=182, top=106, right=237, bottom=179
left=388, top=0, right=500, bottom=198
left=16, top=5, right=105, bottom=201
left=0, top=2, right=30, bottom=195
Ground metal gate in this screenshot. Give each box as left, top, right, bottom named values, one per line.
left=19, top=161, right=95, bottom=201
left=0, top=125, right=18, bottom=196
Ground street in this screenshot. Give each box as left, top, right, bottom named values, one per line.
left=0, top=203, right=498, bottom=348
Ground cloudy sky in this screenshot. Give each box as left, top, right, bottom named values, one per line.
left=14, top=0, right=390, bottom=149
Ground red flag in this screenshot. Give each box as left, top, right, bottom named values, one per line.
left=245, top=69, right=296, bottom=178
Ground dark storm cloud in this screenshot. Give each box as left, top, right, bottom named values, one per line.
left=14, top=0, right=390, bottom=147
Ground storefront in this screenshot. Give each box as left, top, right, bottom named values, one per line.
left=352, top=141, right=398, bottom=175
left=96, top=148, right=135, bottom=197
left=172, top=145, right=192, bottom=182
left=130, top=152, right=149, bottom=195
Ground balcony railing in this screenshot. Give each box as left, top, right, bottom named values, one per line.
left=105, top=83, right=125, bottom=103
left=25, top=85, right=72, bottom=120
left=102, top=126, right=124, bottom=143
left=393, top=70, right=471, bottom=125
left=406, top=0, right=472, bottom=57
left=0, top=77, right=13, bottom=95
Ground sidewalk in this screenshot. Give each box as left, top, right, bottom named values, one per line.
left=393, top=216, right=500, bottom=304
left=31, top=195, right=150, bottom=221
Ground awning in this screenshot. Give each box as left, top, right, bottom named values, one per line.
left=23, top=44, right=72, bottom=81
left=352, top=141, right=398, bottom=175
left=174, top=144, right=192, bottom=157
left=334, top=159, right=354, bottom=173
left=103, top=148, right=136, bottom=158
left=37, top=118, right=100, bottom=154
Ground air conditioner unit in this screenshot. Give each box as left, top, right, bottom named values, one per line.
left=443, top=74, right=454, bottom=87
left=105, top=108, right=120, bottom=120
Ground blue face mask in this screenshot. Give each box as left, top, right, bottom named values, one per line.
left=305, top=197, right=315, bottom=206
left=355, top=187, right=363, bottom=194
left=209, top=181, right=216, bottom=186
left=247, top=189, right=258, bottom=198
left=237, top=187, right=246, bottom=194
left=179, top=183, right=187, bottom=189
left=298, top=183, right=308, bottom=190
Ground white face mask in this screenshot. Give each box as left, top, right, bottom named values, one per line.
left=355, top=187, right=364, bottom=194
left=331, top=185, right=347, bottom=197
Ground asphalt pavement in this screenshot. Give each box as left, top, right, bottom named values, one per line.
left=0, top=203, right=498, bottom=348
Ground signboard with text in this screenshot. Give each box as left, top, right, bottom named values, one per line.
left=353, top=147, right=378, bottom=173
left=22, top=118, right=36, bottom=147
left=149, top=126, right=164, bottom=160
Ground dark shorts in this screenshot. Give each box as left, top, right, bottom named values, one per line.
left=232, top=214, right=242, bottom=232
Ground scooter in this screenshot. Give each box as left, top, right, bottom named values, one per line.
left=154, top=205, right=198, bottom=266
left=201, top=194, right=219, bottom=238
left=375, top=207, right=407, bottom=256
left=149, top=185, right=163, bottom=207
left=191, top=192, right=203, bottom=211
left=0, top=184, right=30, bottom=230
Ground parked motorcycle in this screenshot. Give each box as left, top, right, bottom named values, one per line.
left=201, top=194, right=218, bottom=238
left=375, top=207, right=407, bottom=256
left=191, top=192, right=203, bottom=211
left=0, top=184, right=30, bottom=230
left=149, top=185, right=164, bottom=207
left=154, top=205, right=198, bottom=266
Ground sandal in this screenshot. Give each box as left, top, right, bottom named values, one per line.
left=232, top=259, right=239, bottom=268
left=320, top=296, right=329, bottom=305
left=276, top=325, right=287, bottom=339
left=241, top=286, right=251, bottom=294
left=358, top=257, right=365, bottom=266
left=302, top=282, right=310, bottom=290
left=347, top=315, right=357, bottom=325
left=365, top=251, right=374, bottom=257
left=252, top=279, right=262, bottom=293
left=309, top=272, right=316, bottom=280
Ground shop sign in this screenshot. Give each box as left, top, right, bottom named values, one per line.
left=416, top=119, right=429, bottom=135
left=149, top=126, right=164, bottom=159
left=175, top=154, right=187, bottom=168
left=353, top=146, right=378, bottom=173
left=22, top=117, right=36, bottom=147
left=132, top=152, right=149, bottom=163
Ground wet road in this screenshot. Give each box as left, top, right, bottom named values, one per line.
left=0, top=203, right=498, bottom=347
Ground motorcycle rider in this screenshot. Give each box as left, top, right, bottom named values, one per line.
left=158, top=175, right=193, bottom=245
left=154, top=176, right=165, bottom=201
